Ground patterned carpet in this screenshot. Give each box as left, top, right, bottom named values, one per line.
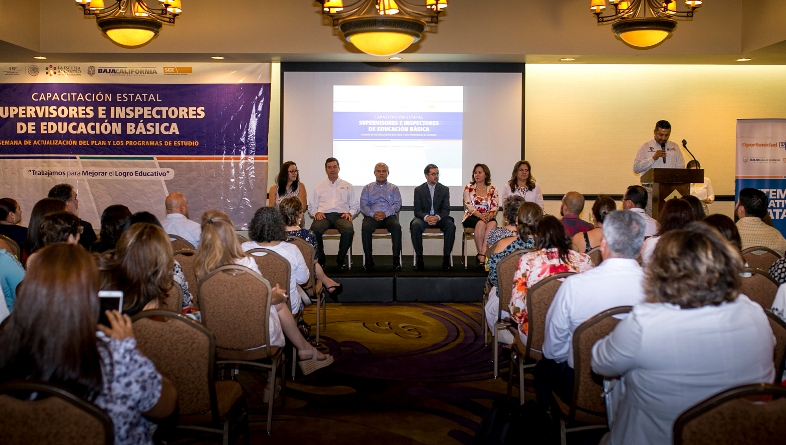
left=169, top=302, right=531, bottom=445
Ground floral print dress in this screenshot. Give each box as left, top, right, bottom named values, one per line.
left=509, top=248, right=593, bottom=339
left=462, top=183, right=498, bottom=222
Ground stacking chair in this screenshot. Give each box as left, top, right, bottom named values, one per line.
left=169, top=234, right=195, bottom=251
left=361, top=228, right=403, bottom=267
left=461, top=227, right=475, bottom=269
left=414, top=228, right=454, bottom=267
left=766, top=310, right=786, bottom=381
left=236, top=234, right=249, bottom=243
left=289, top=236, right=327, bottom=346
left=0, top=381, right=114, bottom=445
left=493, top=249, right=529, bottom=378
left=0, top=234, right=20, bottom=260
left=481, top=280, right=493, bottom=345
left=739, top=267, right=779, bottom=309
left=587, top=247, right=602, bottom=266
left=508, top=272, right=575, bottom=404
left=197, top=265, right=286, bottom=435
left=673, top=383, right=786, bottom=445
left=553, top=306, right=632, bottom=445
left=161, top=281, right=184, bottom=313
left=742, top=246, right=783, bottom=272
left=322, top=228, right=352, bottom=269
left=131, top=311, right=249, bottom=445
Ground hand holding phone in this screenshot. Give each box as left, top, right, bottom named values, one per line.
left=97, top=291, right=133, bottom=340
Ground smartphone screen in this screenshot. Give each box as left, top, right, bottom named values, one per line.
left=98, top=291, right=123, bottom=327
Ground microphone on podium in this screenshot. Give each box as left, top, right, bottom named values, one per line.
left=660, top=142, right=666, bottom=164
left=682, top=139, right=698, bottom=164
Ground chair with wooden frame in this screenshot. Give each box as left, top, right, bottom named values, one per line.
left=742, top=246, right=783, bottom=272
left=480, top=240, right=499, bottom=345
left=0, top=234, right=20, bottom=260
left=413, top=228, right=454, bottom=267
left=131, top=310, right=249, bottom=445
left=0, top=381, right=114, bottom=445
left=739, top=267, right=779, bottom=309
left=461, top=227, right=475, bottom=269
left=492, top=248, right=530, bottom=379
left=766, top=310, right=786, bottom=381
left=673, top=383, right=786, bottom=445
left=553, top=305, right=632, bottom=445
left=587, top=247, right=602, bottom=267
left=169, top=234, right=195, bottom=251
left=288, top=236, right=327, bottom=346
left=361, top=228, right=404, bottom=268
left=322, top=228, right=353, bottom=269
left=507, top=272, right=576, bottom=404
left=197, top=265, right=285, bottom=435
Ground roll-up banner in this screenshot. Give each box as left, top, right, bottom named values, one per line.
left=0, top=63, right=270, bottom=230
left=736, top=119, right=786, bottom=236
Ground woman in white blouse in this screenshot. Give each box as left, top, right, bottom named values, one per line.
left=688, top=159, right=714, bottom=214
left=500, top=160, right=544, bottom=210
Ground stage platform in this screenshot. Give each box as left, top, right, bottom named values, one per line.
left=319, top=255, right=488, bottom=303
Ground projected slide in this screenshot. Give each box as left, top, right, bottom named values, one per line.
left=333, top=85, right=463, bottom=186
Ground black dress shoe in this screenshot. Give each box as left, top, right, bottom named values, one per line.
left=442, top=257, right=453, bottom=270
left=326, top=284, right=343, bottom=302
left=364, top=260, right=375, bottom=271
left=338, top=263, right=349, bottom=272
left=413, top=257, right=425, bottom=270
left=393, top=264, right=402, bottom=271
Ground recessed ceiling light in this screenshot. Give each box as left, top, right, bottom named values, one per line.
left=736, top=58, right=752, bottom=62
left=33, top=56, right=47, bottom=60
left=389, top=56, right=402, bottom=60
left=560, top=58, right=576, bottom=62
left=211, top=56, right=225, bottom=60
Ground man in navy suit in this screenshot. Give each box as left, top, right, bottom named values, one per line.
left=411, top=164, right=455, bottom=270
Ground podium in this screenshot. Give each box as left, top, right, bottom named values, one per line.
left=641, top=168, right=704, bottom=219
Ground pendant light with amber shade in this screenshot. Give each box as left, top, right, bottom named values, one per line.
left=590, top=0, right=702, bottom=48
left=75, top=0, right=182, bottom=48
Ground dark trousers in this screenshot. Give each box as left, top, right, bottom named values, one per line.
left=310, top=213, right=354, bottom=265
left=410, top=216, right=456, bottom=258
left=361, top=215, right=402, bottom=264
left=532, top=358, right=574, bottom=409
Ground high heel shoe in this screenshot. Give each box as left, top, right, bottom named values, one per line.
left=326, top=283, right=343, bottom=302
left=298, top=346, right=334, bottom=376
left=476, top=254, right=486, bottom=269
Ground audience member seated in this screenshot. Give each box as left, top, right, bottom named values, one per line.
left=360, top=162, right=403, bottom=271
left=462, top=163, right=499, bottom=268
left=90, top=204, right=132, bottom=253
left=703, top=213, right=742, bottom=251
left=484, top=201, right=541, bottom=343
left=25, top=211, right=83, bottom=270
left=500, top=160, right=544, bottom=209
left=640, top=198, right=696, bottom=265
left=242, top=207, right=309, bottom=314
left=23, top=197, right=66, bottom=263
left=559, top=191, right=594, bottom=237
left=535, top=210, right=646, bottom=408
left=688, top=159, right=714, bottom=215
left=736, top=187, right=786, bottom=254
left=0, top=197, right=27, bottom=248
left=194, top=210, right=333, bottom=375
left=279, top=196, right=343, bottom=301
left=571, top=194, right=616, bottom=253
left=486, top=196, right=525, bottom=247
left=681, top=194, right=706, bottom=220
left=0, top=243, right=177, bottom=445
left=0, top=241, right=24, bottom=317
left=98, top=223, right=174, bottom=317
left=509, top=215, right=593, bottom=343
left=622, top=185, right=658, bottom=237
left=162, top=192, right=201, bottom=248
left=268, top=160, right=307, bottom=208
left=592, top=223, right=775, bottom=445
left=309, top=157, right=358, bottom=270
left=47, top=183, right=97, bottom=250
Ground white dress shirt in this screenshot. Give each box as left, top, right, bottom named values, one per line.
left=629, top=208, right=658, bottom=237
left=162, top=213, right=202, bottom=248
left=308, top=177, right=359, bottom=217
left=633, top=138, right=686, bottom=178
left=543, top=258, right=645, bottom=367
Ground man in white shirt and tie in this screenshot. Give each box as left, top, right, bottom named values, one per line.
left=309, top=157, right=359, bottom=271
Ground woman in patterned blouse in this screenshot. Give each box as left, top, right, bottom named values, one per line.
left=462, top=163, right=498, bottom=268
left=509, top=215, right=593, bottom=343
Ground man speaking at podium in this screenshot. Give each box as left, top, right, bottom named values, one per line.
left=633, top=120, right=686, bottom=215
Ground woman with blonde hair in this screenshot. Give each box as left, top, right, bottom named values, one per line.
left=195, top=210, right=332, bottom=377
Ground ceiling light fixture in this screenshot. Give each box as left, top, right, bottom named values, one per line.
left=211, top=56, right=225, bottom=60
left=736, top=58, right=751, bottom=62
left=389, top=56, right=402, bottom=60
left=560, top=57, right=576, bottom=62
left=318, top=0, right=448, bottom=57
left=75, top=0, right=182, bottom=48
left=590, top=0, right=702, bottom=48
left=33, top=56, right=47, bottom=60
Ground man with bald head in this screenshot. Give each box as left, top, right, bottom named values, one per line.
left=559, top=191, right=594, bottom=237
left=162, top=192, right=201, bottom=248
left=360, top=163, right=402, bottom=271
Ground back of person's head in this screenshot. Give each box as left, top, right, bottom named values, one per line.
left=0, top=243, right=103, bottom=400
left=603, top=210, right=646, bottom=259
left=279, top=196, right=303, bottom=227
left=624, top=185, right=648, bottom=209
left=646, top=222, right=743, bottom=309
left=125, top=211, right=162, bottom=230
left=656, top=198, right=695, bottom=236
left=516, top=202, right=543, bottom=240
left=703, top=213, right=742, bottom=251
left=738, top=188, right=768, bottom=218
left=562, top=191, right=585, bottom=215
left=103, top=223, right=173, bottom=316
left=0, top=198, right=17, bottom=222
left=503, top=196, right=526, bottom=225
left=47, top=183, right=74, bottom=202
left=26, top=198, right=67, bottom=253
left=248, top=207, right=286, bottom=243
left=98, top=205, right=132, bottom=249
left=533, top=215, right=572, bottom=263
left=592, top=195, right=617, bottom=225
left=686, top=159, right=701, bottom=169
left=40, top=211, right=81, bottom=246
left=681, top=195, right=706, bottom=220
left=195, top=210, right=245, bottom=280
